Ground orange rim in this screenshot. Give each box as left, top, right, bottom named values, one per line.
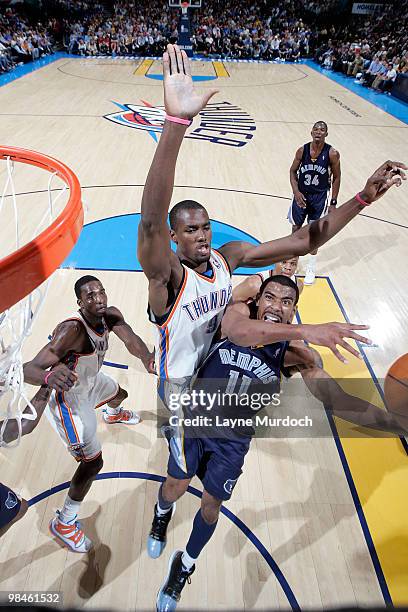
left=0, top=146, right=84, bottom=313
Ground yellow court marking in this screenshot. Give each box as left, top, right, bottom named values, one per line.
left=134, top=59, right=154, bottom=76
left=212, top=61, right=230, bottom=77
left=298, top=278, right=408, bottom=605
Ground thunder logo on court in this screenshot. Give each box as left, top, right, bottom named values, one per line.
left=104, top=100, right=256, bottom=147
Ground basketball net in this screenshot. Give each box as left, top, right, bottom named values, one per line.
left=181, top=1, right=189, bottom=14
left=0, top=155, right=69, bottom=447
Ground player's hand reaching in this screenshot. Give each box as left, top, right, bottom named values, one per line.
left=163, top=44, right=218, bottom=119
left=302, top=322, right=371, bottom=363
left=142, top=351, right=156, bottom=375
left=45, top=363, right=77, bottom=392
left=359, top=160, right=407, bottom=204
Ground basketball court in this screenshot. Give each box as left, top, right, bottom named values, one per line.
left=0, top=47, right=407, bottom=610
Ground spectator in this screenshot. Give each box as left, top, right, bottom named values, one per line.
left=374, top=61, right=398, bottom=93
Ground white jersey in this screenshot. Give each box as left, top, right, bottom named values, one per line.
left=59, top=310, right=110, bottom=394
left=47, top=311, right=117, bottom=461
left=149, top=249, right=232, bottom=380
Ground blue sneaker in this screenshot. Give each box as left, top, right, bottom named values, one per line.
left=156, top=550, right=195, bottom=612
left=147, top=503, right=175, bottom=559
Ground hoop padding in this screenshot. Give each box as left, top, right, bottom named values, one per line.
left=0, top=146, right=84, bottom=313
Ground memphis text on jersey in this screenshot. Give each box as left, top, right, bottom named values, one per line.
left=299, top=163, right=328, bottom=176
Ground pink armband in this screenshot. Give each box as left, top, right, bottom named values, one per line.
left=165, top=114, right=192, bottom=126
left=355, top=192, right=371, bottom=206
left=44, top=371, right=52, bottom=386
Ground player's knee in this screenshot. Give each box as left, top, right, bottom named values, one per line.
left=201, top=497, right=222, bottom=524
left=83, top=453, right=103, bottom=476
left=164, top=476, right=189, bottom=500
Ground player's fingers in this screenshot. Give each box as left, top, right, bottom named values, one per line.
left=331, top=345, right=347, bottom=363
left=180, top=49, right=191, bottom=76
left=346, top=331, right=372, bottom=345
left=387, top=174, right=403, bottom=188
left=375, top=160, right=395, bottom=175
left=389, top=161, right=408, bottom=173
left=338, top=339, right=362, bottom=359
left=174, top=44, right=183, bottom=73
left=163, top=51, right=170, bottom=77
left=167, top=44, right=176, bottom=75
left=344, top=324, right=369, bottom=330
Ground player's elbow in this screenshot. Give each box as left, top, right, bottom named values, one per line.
left=222, top=317, right=251, bottom=347
left=292, top=240, right=309, bottom=257
left=138, top=215, right=166, bottom=237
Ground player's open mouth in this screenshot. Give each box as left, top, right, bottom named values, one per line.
left=263, top=313, right=281, bottom=323
left=197, top=245, right=209, bottom=254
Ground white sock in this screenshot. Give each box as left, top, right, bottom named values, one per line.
left=59, top=495, right=81, bottom=524
left=157, top=501, right=173, bottom=516
left=307, top=254, right=317, bottom=271
left=181, top=550, right=196, bottom=571
left=107, top=405, right=121, bottom=416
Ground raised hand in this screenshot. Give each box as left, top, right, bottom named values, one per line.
left=163, top=44, right=218, bottom=119
left=359, top=160, right=407, bottom=204
left=303, top=322, right=371, bottom=363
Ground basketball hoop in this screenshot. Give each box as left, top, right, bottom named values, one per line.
left=0, top=146, right=83, bottom=446
left=181, top=1, right=189, bottom=14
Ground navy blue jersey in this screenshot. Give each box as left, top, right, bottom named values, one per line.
left=186, top=338, right=287, bottom=439
left=298, top=142, right=331, bottom=194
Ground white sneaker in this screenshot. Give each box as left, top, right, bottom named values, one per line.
left=103, top=407, right=141, bottom=425
left=49, top=510, right=93, bottom=553
left=304, top=267, right=316, bottom=285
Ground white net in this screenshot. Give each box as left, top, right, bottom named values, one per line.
left=0, top=155, right=69, bottom=447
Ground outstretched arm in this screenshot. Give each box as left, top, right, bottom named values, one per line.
left=220, top=160, right=406, bottom=271
left=286, top=347, right=408, bottom=435
left=138, top=44, right=218, bottom=316
left=221, top=302, right=371, bottom=363
left=107, top=307, right=155, bottom=373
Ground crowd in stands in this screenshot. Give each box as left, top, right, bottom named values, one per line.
left=64, top=0, right=179, bottom=57
left=1, top=0, right=407, bottom=99
left=0, top=7, right=54, bottom=74
left=314, top=0, right=408, bottom=94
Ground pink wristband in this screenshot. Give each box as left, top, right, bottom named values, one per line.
left=165, top=114, right=192, bottom=126
left=355, top=192, right=371, bottom=206
left=44, top=371, right=52, bottom=386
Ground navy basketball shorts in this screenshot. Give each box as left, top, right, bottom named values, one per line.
left=0, top=482, right=21, bottom=529
left=288, top=191, right=329, bottom=226
left=167, top=435, right=251, bottom=501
